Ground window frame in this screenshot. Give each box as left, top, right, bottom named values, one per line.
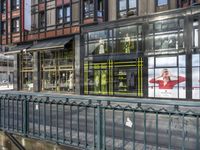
left=1, top=22, right=6, bottom=35
left=84, top=0, right=94, bottom=19
left=12, top=0, right=20, bottom=10
left=118, top=0, right=138, bottom=18
left=12, top=18, right=20, bottom=33
left=39, top=11, right=45, bottom=28
left=156, top=0, right=168, bottom=7
left=1, top=0, right=6, bottom=13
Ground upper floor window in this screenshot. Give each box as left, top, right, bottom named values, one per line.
left=57, top=7, right=63, bottom=24
left=1, top=0, right=6, bottom=13
left=12, top=0, right=20, bottom=10
left=64, top=6, right=71, bottom=23
left=157, top=0, right=168, bottom=6
left=118, top=0, right=137, bottom=18
left=12, top=18, right=20, bottom=32
left=39, top=0, right=45, bottom=3
left=84, top=0, right=94, bottom=18
left=1, top=22, right=6, bottom=35
left=57, top=6, right=71, bottom=24
left=39, top=12, right=45, bottom=28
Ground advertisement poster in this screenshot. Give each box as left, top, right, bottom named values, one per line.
left=148, top=56, right=186, bottom=98
left=192, top=54, right=200, bottom=99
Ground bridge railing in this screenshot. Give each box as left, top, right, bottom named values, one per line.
left=0, top=91, right=200, bottom=150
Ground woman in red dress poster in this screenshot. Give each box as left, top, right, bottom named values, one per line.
left=149, top=69, right=186, bottom=89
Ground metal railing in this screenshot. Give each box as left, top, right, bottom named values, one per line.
left=0, top=91, right=200, bottom=150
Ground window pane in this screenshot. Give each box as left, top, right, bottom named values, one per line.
left=119, top=0, right=126, bottom=10
left=129, top=0, right=136, bottom=9
left=158, top=0, right=168, bottom=6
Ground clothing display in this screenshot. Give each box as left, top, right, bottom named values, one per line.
left=124, top=35, right=131, bottom=53
left=69, top=71, right=74, bottom=91
left=99, top=39, right=105, bottom=54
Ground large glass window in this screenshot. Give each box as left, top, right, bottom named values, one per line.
left=39, top=12, right=45, bottom=28
left=192, top=54, right=200, bottom=99
left=1, top=22, right=6, bottom=35
left=145, top=19, right=184, bottom=55
left=113, top=25, right=142, bottom=54
left=41, top=48, right=75, bottom=93
left=21, top=52, right=34, bottom=91
left=84, top=59, right=143, bottom=96
left=157, top=0, right=168, bottom=6
left=64, top=6, right=71, bottom=23
left=193, top=20, right=199, bottom=48
left=1, top=0, right=6, bottom=13
left=12, top=18, right=20, bottom=32
left=57, top=7, right=63, bottom=24
left=88, top=30, right=109, bottom=55
left=12, top=0, right=20, bottom=10
left=84, top=0, right=94, bottom=18
left=118, top=0, right=137, bottom=18
left=148, top=56, right=186, bottom=99
left=57, top=6, right=71, bottom=24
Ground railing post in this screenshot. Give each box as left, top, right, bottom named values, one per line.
left=23, top=95, right=29, bottom=136
left=97, top=100, right=103, bottom=150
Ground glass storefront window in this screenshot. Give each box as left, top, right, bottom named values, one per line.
left=113, top=25, right=141, bottom=54
left=192, top=54, right=200, bottom=99
left=41, top=48, right=75, bottom=93
left=193, top=21, right=199, bottom=48
left=145, top=18, right=184, bottom=55
left=84, top=59, right=143, bottom=97
left=21, top=52, right=34, bottom=91
left=148, top=56, right=186, bottom=99
left=88, top=30, right=109, bottom=55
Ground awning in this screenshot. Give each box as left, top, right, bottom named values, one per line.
left=4, top=44, right=32, bottom=55
left=28, top=37, right=73, bottom=51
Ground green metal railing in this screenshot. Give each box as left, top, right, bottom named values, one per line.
left=0, top=91, right=200, bottom=150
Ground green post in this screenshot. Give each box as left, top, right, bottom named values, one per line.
left=97, top=100, right=103, bottom=150
left=23, top=95, right=29, bottom=136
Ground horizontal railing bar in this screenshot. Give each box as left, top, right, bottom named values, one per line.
left=1, top=91, right=200, bottom=108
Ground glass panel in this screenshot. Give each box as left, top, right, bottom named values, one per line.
left=154, top=19, right=178, bottom=32
left=157, top=0, right=168, bottom=6
left=129, top=0, right=136, bottom=9
left=148, top=69, right=155, bottom=97
left=114, top=26, right=138, bottom=53
left=72, top=3, right=79, bottom=22
left=148, top=56, right=186, bottom=99
left=154, top=34, right=178, bottom=50
left=156, top=57, right=177, bottom=67
left=194, top=28, right=199, bottom=47
left=114, top=68, right=137, bottom=96
left=192, top=67, right=200, bottom=99
left=41, top=48, right=75, bottom=93
left=119, top=0, right=126, bottom=11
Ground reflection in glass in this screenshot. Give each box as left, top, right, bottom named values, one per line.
left=41, top=48, right=75, bottom=93
left=21, top=52, right=34, bottom=91
left=192, top=54, right=200, bottom=99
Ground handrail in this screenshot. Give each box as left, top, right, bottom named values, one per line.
left=1, top=91, right=200, bottom=107
left=0, top=92, right=200, bottom=150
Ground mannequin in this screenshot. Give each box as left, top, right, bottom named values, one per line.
left=99, top=38, right=105, bottom=54
left=124, top=33, right=131, bottom=53
left=68, top=71, right=74, bottom=92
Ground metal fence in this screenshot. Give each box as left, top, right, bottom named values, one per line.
left=0, top=91, right=200, bottom=150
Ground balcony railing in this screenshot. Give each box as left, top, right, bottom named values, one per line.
left=0, top=91, right=200, bottom=150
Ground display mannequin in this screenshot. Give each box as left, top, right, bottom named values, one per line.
left=68, top=71, right=74, bottom=92
left=101, top=71, right=107, bottom=94
left=99, top=38, right=105, bottom=54
left=124, top=33, right=131, bottom=53
left=94, top=72, right=100, bottom=93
